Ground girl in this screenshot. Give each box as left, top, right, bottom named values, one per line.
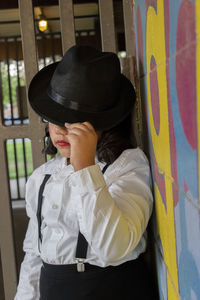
left=15, top=45, right=154, bottom=300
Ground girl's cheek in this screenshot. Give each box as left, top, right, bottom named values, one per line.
left=51, top=138, right=58, bottom=150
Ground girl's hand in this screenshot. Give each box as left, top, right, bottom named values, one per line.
left=65, top=122, right=98, bottom=171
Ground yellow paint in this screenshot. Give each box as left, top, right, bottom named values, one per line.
left=196, top=0, right=200, bottom=204
left=167, top=273, right=181, bottom=300
left=154, top=184, right=181, bottom=300
left=146, top=1, right=179, bottom=299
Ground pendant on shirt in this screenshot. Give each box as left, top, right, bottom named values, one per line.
left=76, top=259, right=85, bottom=272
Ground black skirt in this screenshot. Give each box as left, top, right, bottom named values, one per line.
left=39, top=255, right=155, bottom=300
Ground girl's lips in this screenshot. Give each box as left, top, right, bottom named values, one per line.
left=56, top=140, right=70, bottom=147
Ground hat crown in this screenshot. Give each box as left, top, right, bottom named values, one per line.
left=28, top=45, right=135, bottom=130
left=49, top=45, right=121, bottom=112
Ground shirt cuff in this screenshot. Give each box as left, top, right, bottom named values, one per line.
left=70, top=165, right=106, bottom=193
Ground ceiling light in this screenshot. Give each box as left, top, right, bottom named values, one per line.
left=38, top=14, right=48, bottom=32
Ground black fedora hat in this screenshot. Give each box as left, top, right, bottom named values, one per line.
left=28, top=45, right=136, bottom=130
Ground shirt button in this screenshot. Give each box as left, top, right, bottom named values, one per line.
left=55, top=228, right=61, bottom=234
left=52, top=204, right=58, bottom=210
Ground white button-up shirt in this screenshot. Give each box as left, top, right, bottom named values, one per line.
left=15, top=148, right=153, bottom=300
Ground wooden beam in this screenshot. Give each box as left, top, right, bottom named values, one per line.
left=19, top=0, right=46, bottom=169
left=0, top=138, right=17, bottom=300
left=59, top=0, right=76, bottom=54
left=99, top=0, right=116, bottom=52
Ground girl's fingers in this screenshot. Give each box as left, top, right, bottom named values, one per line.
left=67, top=127, right=87, bottom=136
left=65, top=122, right=95, bottom=134
left=82, top=122, right=95, bottom=131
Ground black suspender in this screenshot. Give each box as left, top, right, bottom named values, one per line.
left=75, top=163, right=109, bottom=271
left=36, top=174, right=51, bottom=251
left=102, top=163, right=109, bottom=174
left=37, top=163, right=109, bottom=271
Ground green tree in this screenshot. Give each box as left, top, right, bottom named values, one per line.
left=1, top=60, right=25, bottom=109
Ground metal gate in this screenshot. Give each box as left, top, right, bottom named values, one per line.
left=0, top=1, right=136, bottom=299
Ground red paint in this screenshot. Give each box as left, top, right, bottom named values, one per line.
left=176, top=0, right=197, bottom=150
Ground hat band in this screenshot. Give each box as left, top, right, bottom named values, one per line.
left=47, top=87, right=109, bottom=113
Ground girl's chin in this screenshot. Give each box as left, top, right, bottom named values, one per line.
left=58, top=150, right=70, bottom=158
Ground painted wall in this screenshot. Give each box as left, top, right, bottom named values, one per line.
left=132, top=0, right=200, bottom=299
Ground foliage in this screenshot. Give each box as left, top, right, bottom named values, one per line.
left=1, top=60, right=25, bottom=108
left=6, top=139, right=33, bottom=179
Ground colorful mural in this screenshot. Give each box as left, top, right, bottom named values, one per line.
left=133, top=0, right=200, bottom=299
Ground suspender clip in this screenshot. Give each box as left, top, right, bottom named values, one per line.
left=76, top=258, right=85, bottom=272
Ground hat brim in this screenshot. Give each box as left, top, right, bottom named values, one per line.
left=28, top=62, right=135, bottom=131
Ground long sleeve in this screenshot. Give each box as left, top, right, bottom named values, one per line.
left=15, top=179, right=42, bottom=300
left=14, top=149, right=153, bottom=280
left=70, top=149, right=153, bottom=264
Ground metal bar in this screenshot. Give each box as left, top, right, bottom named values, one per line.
left=0, top=20, right=20, bottom=24
left=13, top=139, right=21, bottom=199
left=0, top=35, right=22, bottom=40
left=0, top=62, right=4, bottom=125
left=42, top=36, right=46, bottom=67
left=14, top=37, right=23, bottom=124
left=98, top=0, right=116, bottom=52
left=59, top=0, right=76, bottom=54
left=22, top=138, right=28, bottom=182
left=19, top=0, right=46, bottom=169
left=50, top=33, right=56, bottom=63
left=0, top=138, right=17, bottom=300
left=0, top=14, right=99, bottom=25
left=0, top=29, right=95, bottom=41
left=5, top=38, right=14, bottom=125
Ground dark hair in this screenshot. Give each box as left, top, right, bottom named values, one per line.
left=43, top=113, right=137, bottom=164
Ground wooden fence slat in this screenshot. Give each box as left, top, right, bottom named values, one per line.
left=59, top=0, right=76, bottom=54
left=19, top=0, right=46, bottom=169
left=123, top=0, right=135, bottom=57
left=123, top=0, right=143, bottom=147
left=0, top=139, right=17, bottom=300
left=99, top=0, right=116, bottom=52
left=0, top=125, right=29, bottom=140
